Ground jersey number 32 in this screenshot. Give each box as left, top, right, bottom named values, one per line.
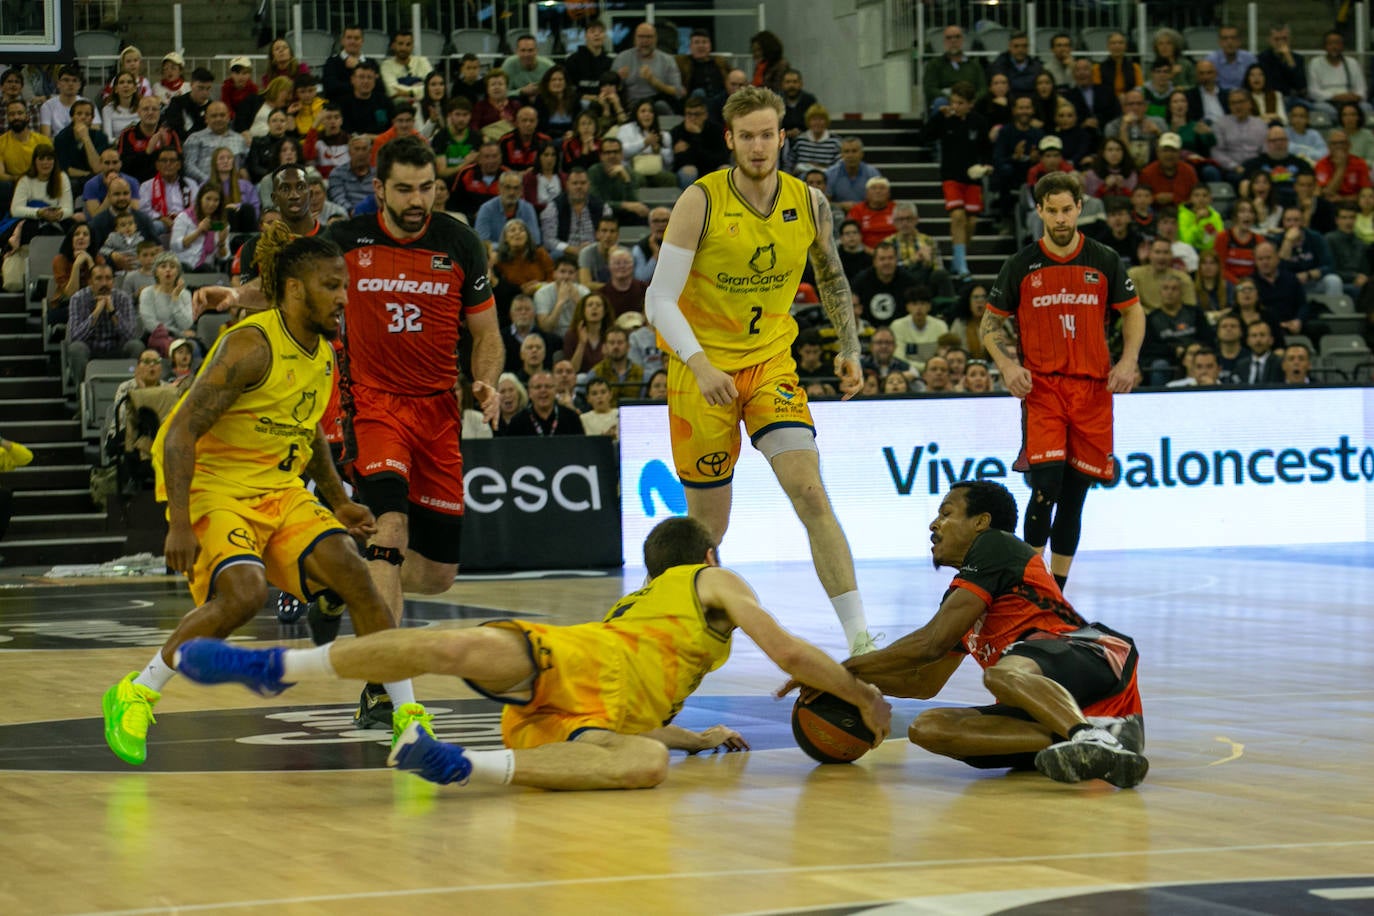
left=385, top=302, right=424, bottom=333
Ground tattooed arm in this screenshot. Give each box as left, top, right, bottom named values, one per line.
left=808, top=186, right=862, bottom=399
left=161, top=327, right=270, bottom=575
left=979, top=307, right=1032, bottom=398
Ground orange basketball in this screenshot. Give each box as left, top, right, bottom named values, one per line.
left=791, top=693, right=875, bottom=764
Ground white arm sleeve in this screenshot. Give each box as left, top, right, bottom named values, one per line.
left=644, top=241, right=704, bottom=363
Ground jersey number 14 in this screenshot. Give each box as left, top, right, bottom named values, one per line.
left=1059, top=313, right=1076, bottom=338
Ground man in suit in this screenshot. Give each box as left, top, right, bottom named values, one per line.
left=1233, top=318, right=1286, bottom=385
left=1063, top=59, right=1118, bottom=132
left=1186, top=59, right=1230, bottom=124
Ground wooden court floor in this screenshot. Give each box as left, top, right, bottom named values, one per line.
left=1, top=543, right=1371, bottom=915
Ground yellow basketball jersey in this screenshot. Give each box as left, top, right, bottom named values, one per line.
left=597, top=563, right=732, bottom=728
left=153, top=309, right=334, bottom=500
left=671, top=169, right=816, bottom=372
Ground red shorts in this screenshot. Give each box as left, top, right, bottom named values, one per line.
left=1023, top=375, right=1114, bottom=481
left=941, top=180, right=984, bottom=214
left=346, top=384, right=465, bottom=516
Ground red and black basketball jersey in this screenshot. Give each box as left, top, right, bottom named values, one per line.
left=327, top=213, right=494, bottom=396
left=946, top=529, right=1090, bottom=667
left=988, top=233, right=1138, bottom=379
left=231, top=220, right=322, bottom=283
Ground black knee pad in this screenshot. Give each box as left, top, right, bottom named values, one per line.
left=1026, top=462, right=1065, bottom=503
left=352, top=471, right=410, bottom=518
left=365, top=544, right=405, bottom=566
left=407, top=503, right=463, bottom=566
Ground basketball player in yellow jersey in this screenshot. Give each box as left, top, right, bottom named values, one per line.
left=175, top=516, right=893, bottom=791
left=645, top=87, right=877, bottom=657
left=101, top=224, right=427, bottom=767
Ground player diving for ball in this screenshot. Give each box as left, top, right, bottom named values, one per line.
left=174, top=516, right=892, bottom=790
left=832, top=480, right=1148, bottom=788
left=101, top=225, right=429, bottom=765
left=644, top=86, right=879, bottom=657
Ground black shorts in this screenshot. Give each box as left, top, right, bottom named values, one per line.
left=1000, top=636, right=1120, bottom=709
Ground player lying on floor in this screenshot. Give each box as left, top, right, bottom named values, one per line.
left=175, top=516, right=892, bottom=790
left=819, top=479, right=1147, bottom=788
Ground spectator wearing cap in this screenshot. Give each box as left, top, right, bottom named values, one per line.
left=1138, top=132, right=1199, bottom=205
left=1025, top=135, right=1074, bottom=186
left=220, top=58, right=259, bottom=123
left=154, top=53, right=188, bottom=104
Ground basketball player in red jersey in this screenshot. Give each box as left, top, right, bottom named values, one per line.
left=324, top=134, right=503, bottom=727
left=832, top=480, right=1148, bottom=788
left=194, top=138, right=503, bottom=728
left=982, top=172, right=1144, bottom=590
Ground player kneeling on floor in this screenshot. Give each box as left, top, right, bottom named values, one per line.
left=839, top=479, right=1148, bottom=788
left=175, top=516, right=893, bottom=791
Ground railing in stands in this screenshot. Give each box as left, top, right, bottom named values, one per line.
left=263, top=0, right=536, bottom=44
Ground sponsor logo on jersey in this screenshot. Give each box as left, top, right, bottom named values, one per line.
left=695, top=451, right=731, bottom=478
left=431, top=255, right=452, bottom=271
left=1031, top=273, right=1043, bottom=288
left=1085, top=270, right=1100, bottom=284
left=227, top=527, right=258, bottom=551
left=473, top=274, right=488, bottom=291
left=355, top=274, right=451, bottom=295
left=357, top=248, right=373, bottom=267
left=782, top=208, right=797, bottom=222
left=1032, top=289, right=1098, bottom=308
left=290, top=390, right=317, bottom=425
left=748, top=244, right=777, bottom=274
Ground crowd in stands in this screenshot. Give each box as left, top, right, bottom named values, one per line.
left=3, top=18, right=1369, bottom=490
left=913, top=20, right=1374, bottom=386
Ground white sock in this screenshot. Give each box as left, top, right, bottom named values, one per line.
left=136, top=651, right=177, bottom=691
left=830, top=591, right=869, bottom=645
left=464, top=749, right=515, bottom=785
left=281, top=645, right=336, bottom=681
left=385, top=678, right=416, bottom=707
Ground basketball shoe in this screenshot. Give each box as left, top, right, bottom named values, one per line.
left=388, top=721, right=473, bottom=785
left=392, top=702, right=435, bottom=745
left=849, top=631, right=881, bottom=656
left=274, top=592, right=306, bottom=623
left=1034, top=726, right=1149, bottom=789
left=354, top=682, right=393, bottom=730
left=305, top=591, right=346, bottom=646
left=174, top=639, right=294, bottom=696
left=102, top=672, right=161, bottom=765
left=1088, top=714, right=1146, bottom=754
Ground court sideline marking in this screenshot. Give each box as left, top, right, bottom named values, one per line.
left=75, top=839, right=1374, bottom=916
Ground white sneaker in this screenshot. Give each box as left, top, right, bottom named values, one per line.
left=848, top=631, right=881, bottom=656
left=1034, top=726, right=1149, bottom=788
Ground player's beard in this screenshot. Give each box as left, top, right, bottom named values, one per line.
left=735, top=148, right=778, bottom=182
left=383, top=196, right=429, bottom=235
left=1047, top=224, right=1076, bottom=247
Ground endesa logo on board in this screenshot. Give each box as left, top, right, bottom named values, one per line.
left=619, top=387, right=1374, bottom=565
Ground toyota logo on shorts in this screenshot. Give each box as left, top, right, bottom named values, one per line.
left=695, top=451, right=731, bottom=477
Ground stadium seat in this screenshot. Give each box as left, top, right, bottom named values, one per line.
left=619, top=225, right=650, bottom=245
left=974, top=26, right=1013, bottom=54
left=362, top=30, right=391, bottom=58
left=25, top=234, right=64, bottom=305
left=82, top=358, right=135, bottom=440
left=1079, top=27, right=1117, bottom=55
left=450, top=28, right=499, bottom=56
left=1184, top=26, right=1220, bottom=55
left=195, top=310, right=232, bottom=343
left=1318, top=334, right=1372, bottom=380
left=923, top=27, right=947, bottom=55
left=636, top=187, right=680, bottom=207
left=286, top=29, right=337, bottom=71
left=418, top=29, right=449, bottom=58
left=1307, top=293, right=1365, bottom=334
left=1208, top=181, right=1236, bottom=219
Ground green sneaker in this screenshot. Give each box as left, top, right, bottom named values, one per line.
left=392, top=702, right=435, bottom=746
left=102, top=672, right=161, bottom=765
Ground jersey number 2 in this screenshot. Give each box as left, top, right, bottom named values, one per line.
left=1059, top=314, right=1076, bottom=339
left=748, top=306, right=762, bottom=335
left=385, top=302, right=424, bottom=333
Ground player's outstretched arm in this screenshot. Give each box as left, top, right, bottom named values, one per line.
left=161, top=327, right=270, bottom=575
left=636, top=723, right=750, bottom=754
left=807, top=186, right=862, bottom=399
left=844, top=588, right=985, bottom=697
left=647, top=185, right=738, bottom=405
left=698, top=567, right=891, bottom=743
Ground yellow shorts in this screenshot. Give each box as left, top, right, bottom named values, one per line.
left=473, top=620, right=634, bottom=749
left=666, top=349, right=815, bottom=487
left=184, top=486, right=346, bottom=607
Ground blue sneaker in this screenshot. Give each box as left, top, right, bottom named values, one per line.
left=387, top=721, right=473, bottom=785
left=174, top=639, right=295, bottom=697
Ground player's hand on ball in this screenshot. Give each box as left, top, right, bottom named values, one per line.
left=693, top=725, right=750, bottom=754
left=334, top=501, right=377, bottom=539
left=857, top=682, right=892, bottom=745
left=1002, top=363, right=1033, bottom=398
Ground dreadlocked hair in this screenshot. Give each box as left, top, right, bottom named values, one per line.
left=253, top=219, right=344, bottom=304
